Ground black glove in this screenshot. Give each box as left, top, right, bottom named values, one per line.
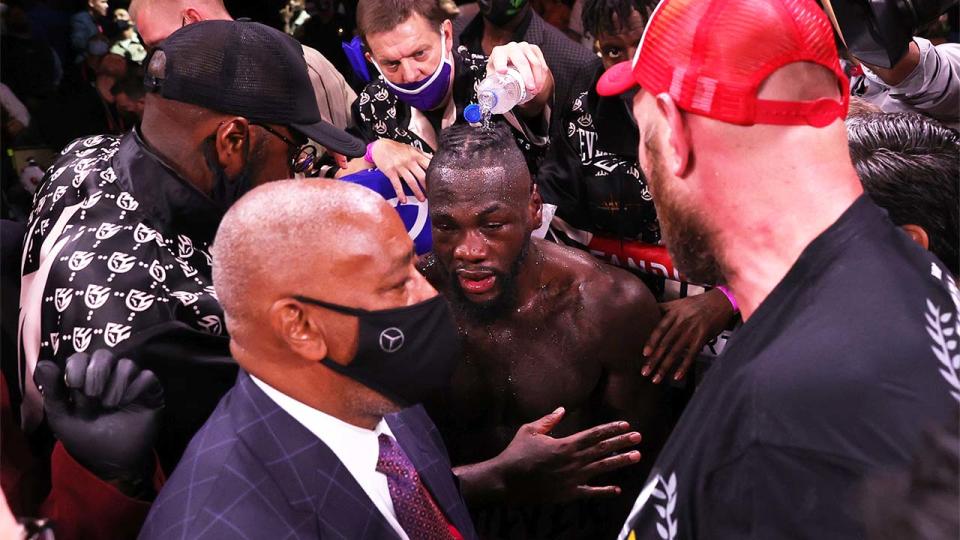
left=34, top=350, right=163, bottom=491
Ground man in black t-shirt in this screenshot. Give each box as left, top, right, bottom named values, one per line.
left=596, top=0, right=960, bottom=537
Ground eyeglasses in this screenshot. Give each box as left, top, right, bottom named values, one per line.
left=252, top=123, right=319, bottom=175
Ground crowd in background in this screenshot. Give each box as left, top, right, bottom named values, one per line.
left=0, top=0, right=958, bottom=539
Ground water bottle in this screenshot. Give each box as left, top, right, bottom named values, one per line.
left=476, top=68, right=534, bottom=115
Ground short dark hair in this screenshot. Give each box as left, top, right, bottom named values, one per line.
left=356, top=0, right=447, bottom=38
left=426, top=123, right=529, bottom=189
left=847, top=112, right=960, bottom=276
left=581, top=0, right=656, bottom=38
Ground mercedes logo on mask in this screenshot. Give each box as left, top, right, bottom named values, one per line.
left=379, top=327, right=405, bottom=353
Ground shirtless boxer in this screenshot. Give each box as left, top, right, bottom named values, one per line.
left=420, top=124, right=670, bottom=539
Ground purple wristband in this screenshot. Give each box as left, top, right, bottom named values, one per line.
left=716, top=285, right=739, bottom=313
left=364, top=141, right=376, bottom=164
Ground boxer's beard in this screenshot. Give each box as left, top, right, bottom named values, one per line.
left=446, top=235, right=530, bottom=323
left=645, top=137, right=725, bottom=285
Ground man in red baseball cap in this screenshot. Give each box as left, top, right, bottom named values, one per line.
left=600, top=0, right=960, bottom=537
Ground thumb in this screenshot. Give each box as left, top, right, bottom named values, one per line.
left=529, top=406, right=565, bottom=435
left=34, top=360, right=68, bottom=413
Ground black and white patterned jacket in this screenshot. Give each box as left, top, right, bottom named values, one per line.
left=18, top=130, right=236, bottom=467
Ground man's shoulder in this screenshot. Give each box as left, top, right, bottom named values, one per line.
left=540, top=239, right=657, bottom=320
left=143, top=386, right=302, bottom=538
left=142, top=398, right=246, bottom=537
left=69, top=10, right=93, bottom=24
left=301, top=44, right=345, bottom=81
left=737, top=246, right=960, bottom=452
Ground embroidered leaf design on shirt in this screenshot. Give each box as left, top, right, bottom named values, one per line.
left=651, top=473, right=678, bottom=540
left=926, top=298, right=960, bottom=403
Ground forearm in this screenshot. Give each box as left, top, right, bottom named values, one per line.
left=864, top=41, right=921, bottom=86
left=452, top=458, right=506, bottom=506
left=863, top=38, right=960, bottom=123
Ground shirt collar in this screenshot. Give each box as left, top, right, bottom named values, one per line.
left=249, top=375, right=395, bottom=475
left=112, top=128, right=225, bottom=245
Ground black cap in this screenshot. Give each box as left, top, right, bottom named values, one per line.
left=144, top=20, right=364, bottom=157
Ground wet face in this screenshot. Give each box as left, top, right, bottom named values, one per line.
left=365, top=14, right=452, bottom=85
left=429, top=167, right=537, bottom=314
left=596, top=9, right=647, bottom=71
left=632, top=92, right=724, bottom=285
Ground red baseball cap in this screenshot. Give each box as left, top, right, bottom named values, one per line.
left=597, top=0, right=850, bottom=127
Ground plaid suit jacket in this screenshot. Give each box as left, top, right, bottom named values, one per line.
left=139, top=371, right=478, bottom=539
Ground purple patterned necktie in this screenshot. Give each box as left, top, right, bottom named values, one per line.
left=376, top=434, right=459, bottom=540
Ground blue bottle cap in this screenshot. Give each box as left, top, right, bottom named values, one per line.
left=464, top=103, right=483, bottom=124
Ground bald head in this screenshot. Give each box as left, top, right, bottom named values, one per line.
left=213, top=179, right=437, bottom=424
left=213, top=179, right=414, bottom=324
left=130, top=0, right=231, bottom=46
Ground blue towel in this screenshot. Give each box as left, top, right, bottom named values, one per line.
left=340, top=169, right=433, bottom=255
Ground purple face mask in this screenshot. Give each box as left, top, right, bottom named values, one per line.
left=374, top=27, right=453, bottom=111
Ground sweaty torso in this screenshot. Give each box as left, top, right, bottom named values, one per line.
left=423, top=240, right=664, bottom=539
left=443, top=273, right=605, bottom=463
left=424, top=239, right=653, bottom=465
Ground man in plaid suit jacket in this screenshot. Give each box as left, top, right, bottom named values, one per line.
left=140, top=180, right=476, bottom=539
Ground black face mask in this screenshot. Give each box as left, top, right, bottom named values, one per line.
left=295, top=294, right=461, bottom=406
left=480, top=0, right=528, bottom=26
left=202, top=136, right=255, bottom=211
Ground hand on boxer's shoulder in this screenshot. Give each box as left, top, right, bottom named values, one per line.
left=34, top=350, right=163, bottom=493
left=493, top=407, right=642, bottom=503
left=642, top=288, right=736, bottom=383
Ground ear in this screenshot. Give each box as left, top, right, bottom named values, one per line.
left=182, top=8, right=204, bottom=24
left=655, top=93, right=692, bottom=177
left=270, top=299, right=328, bottom=362
left=214, top=117, right=251, bottom=176
left=529, top=183, right=543, bottom=230
left=364, top=50, right=375, bottom=65
left=900, top=224, right=930, bottom=251
left=441, top=19, right=454, bottom=56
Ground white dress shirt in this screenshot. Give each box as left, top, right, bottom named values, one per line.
left=250, top=376, right=410, bottom=540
